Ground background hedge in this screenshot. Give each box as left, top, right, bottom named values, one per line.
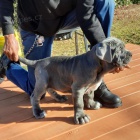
left=115, top=0, right=140, bottom=6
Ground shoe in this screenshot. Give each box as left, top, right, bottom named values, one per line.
left=94, top=82, right=122, bottom=108
left=0, top=53, right=11, bottom=80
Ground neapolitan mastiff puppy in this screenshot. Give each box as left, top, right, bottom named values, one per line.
left=19, top=37, right=132, bottom=124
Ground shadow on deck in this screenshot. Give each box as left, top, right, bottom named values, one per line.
left=0, top=44, right=140, bottom=140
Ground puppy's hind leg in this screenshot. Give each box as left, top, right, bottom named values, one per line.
left=31, top=79, right=48, bottom=119
left=47, top=88, right=68, bottom=102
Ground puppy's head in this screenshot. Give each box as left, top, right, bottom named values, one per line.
left=95, top=37, right=132, bottom=68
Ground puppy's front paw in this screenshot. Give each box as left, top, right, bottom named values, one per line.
left=93, top=101, right=102, bottom=110
left=33, top=109, right=47, bottom=119
left=74, top=112, right=91, bottom=124
left=86, top=100, right=101, bottom=110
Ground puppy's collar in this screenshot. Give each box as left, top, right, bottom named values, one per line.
left=113, top=63, right=119, bottom=67
left=112, top=62, right=126, bottom=68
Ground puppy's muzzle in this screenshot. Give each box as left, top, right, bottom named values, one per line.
left=113, top=50, right=132, bottom=67
left=123, top=51, right=132, bottom=65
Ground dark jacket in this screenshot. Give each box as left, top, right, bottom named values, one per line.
left=0, top=0, right=106, bottom=45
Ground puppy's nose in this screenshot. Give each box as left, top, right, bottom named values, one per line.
left=127, top=51, right=132, bottom=57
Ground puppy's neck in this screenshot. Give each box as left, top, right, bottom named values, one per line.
left=87, top=47, right=104, bottom=74
left=100, top=60, right=117, bottom=75
left=89, top=46, right=115, bottom=76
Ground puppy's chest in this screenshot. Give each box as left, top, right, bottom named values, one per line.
left=85, top=79, right=102, bottom=93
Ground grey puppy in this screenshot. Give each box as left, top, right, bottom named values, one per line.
left=19, top=37, right=132, bottom=124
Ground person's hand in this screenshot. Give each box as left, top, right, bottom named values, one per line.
left=112, top=65, right=130, bottom=74
left=3, top=34, right=19, bottom=62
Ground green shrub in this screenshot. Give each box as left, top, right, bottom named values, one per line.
left=115, top=0, right=140, bottom=7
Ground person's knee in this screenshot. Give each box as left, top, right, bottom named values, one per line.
left=6, top=68, right=12, bottom=80
left=6, top=64, right=17, bottom=80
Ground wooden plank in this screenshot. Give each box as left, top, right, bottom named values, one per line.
left=92, top=120, right=140, bottom=140
left=104, top=64, right=140, bottom=83
left=0, top=44, right=139, bottom=140
left=48, top=106, right=140, bottom=140
left=126, top=44, right=140, bottom=50
left=9, top=103, right=140, bottom=140
left=105, top=72, right=140, bottom=90
left=0, top=91, right=139, bottom=140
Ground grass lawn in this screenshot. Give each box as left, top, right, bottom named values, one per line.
left=112, top=4, right=140, bottom=44
left=53, top=4, right=140, bottom=56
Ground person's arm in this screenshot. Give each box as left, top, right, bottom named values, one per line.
left=0, top=0, right=14, bottom=35
left=76, top=0, right=106, bottom=46
left=76, top=0, right=129, bottom=73
left=0, top=0, right=19, bottom=61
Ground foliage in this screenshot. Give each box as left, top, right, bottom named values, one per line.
left=115, top=0, right=140, bottom=7
left=111, top=4, right=140, bottom=45
left=13, top=1, right=18, bottom=30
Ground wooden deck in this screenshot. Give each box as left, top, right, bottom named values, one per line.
left=0, top=44, right=140, bottom=140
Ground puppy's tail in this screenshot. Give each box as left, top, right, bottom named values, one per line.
left=19, top=57, right=37, bottom=67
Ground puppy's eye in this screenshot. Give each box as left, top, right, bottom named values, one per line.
left=120, top=46, right=123, bottom=50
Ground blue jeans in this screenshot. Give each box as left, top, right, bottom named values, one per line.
left=6, top=0, right=115, bottom=96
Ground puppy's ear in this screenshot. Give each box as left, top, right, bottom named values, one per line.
left=95, top=42, right=112, bottom=63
